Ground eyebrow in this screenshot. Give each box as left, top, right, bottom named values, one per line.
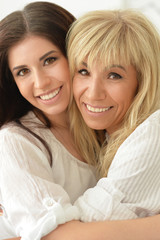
left=12, top=50, right=57, bottom=71
left=39, top=50, right=57, bottom=61
left=81, top=61, right=88, bottom=67
left=81, top=62, right=126, bottom=72
left=13, top=65, right=27, bottom=72
left=105, top=64, right=126, bottom=72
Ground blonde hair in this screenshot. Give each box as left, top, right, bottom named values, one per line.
left=67, top=9, right=160, bottom=177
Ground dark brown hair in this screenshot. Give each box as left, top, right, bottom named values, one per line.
left=0, top=1, right=75, bottom=126
left=0, top=2, right=75, bottom=165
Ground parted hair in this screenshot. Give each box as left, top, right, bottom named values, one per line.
left=0, top=1, right=75, bottom=126
left=0, top=2, right=103, bottom=167
left=67, top=9, right=160, bottom=176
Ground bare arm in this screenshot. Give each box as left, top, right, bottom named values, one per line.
left=4, top=238, right=21, bottom=240
left=41, top=215, right=160, bottom=240
left=5, top=215, right=160, bottom=240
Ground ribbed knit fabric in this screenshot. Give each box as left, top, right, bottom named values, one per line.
left=75, top=110, right=160, bottom=221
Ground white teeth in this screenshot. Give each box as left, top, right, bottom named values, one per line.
left=39, top=87, right=60, bottom=100
left=86, top=104, right=111, bottom=113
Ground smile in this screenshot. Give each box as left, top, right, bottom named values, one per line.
left=39, top=87, right=61, bottom=100
left=86, top=104, right=112, bottom=113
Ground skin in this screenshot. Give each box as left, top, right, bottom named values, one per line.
left=39, top=59, right=159, bottom=240
left=40, top=61, right=148, bottom=240
left=73, top=62, right=138, bottom=133
left=5, top=38, right=159, bottom=240
left=8, top=35, right=82, bottom=159
left=5, top=214, right=160, bottom=240
left=8, top=35, right=71, bottom=127
left=41, top=216, right=160, bottom=240
left=38, top=59, right=159, bottom=240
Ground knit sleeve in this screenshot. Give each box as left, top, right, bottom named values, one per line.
left=74, top=112, right=160, bottom=221
left=0, top=129, right=80, bottom=240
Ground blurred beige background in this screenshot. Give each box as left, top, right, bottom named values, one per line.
left=1, top=0, right=160, bottom=31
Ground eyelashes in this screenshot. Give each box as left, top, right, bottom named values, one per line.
left=77, top=68, right=122, bottom=80
left=17, top=68, right=30, bottom=77
left=78, top=69, right=89, bottom=76
left=44, top=57, right=57, bottom=66
left=15, top=56, right=58, bottom=77
left=108, top=72, right=122, bottom=79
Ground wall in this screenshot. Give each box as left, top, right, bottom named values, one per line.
left=0, top=0, right=124, bottom=20
left=1, top=0, right=160, bottom=31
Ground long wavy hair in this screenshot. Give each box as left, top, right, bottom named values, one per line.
left=0, top=1, right=76, bottom=165
left=0, top=2, right=103, bottom=167
left=0, top=1, right=75, bottom=126
left=67, top=9, right=160, bottom=176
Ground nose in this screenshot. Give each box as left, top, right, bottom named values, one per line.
left=33, top=69, right=50, bottom=89
left=87, top=76, right=106, bottom=100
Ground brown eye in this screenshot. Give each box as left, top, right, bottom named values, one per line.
left=17, top=68, right=30, bottom=76
left=78, top=69, right=89, bottom=76
left=44, top=57, right=57, bottom=65
left=108, top=72, right=122, bottom=79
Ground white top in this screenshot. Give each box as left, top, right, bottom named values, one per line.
left=75, top=110, right=160, bottom=221
left=0, top=111, right=96, bottom=240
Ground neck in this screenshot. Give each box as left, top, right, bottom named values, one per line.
left=34, top=109, right=69, bottom=129
left=33, top=109, right=85, bottom=162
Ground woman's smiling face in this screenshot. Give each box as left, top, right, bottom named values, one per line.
left=8, top=35, right=71, bottom=120
left=73, top=61, right=138, bottom=134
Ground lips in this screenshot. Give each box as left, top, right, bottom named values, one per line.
left=86, top=104, right=112, bottom=113
left=39, top=87, right=61, bottom=100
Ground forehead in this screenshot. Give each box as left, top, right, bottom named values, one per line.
left=9, top=35, right=59, bottom=54
left=73, top=45, right=134, bottom=70
left=8, top=35, right=60, bottom=67
left=76, top=56, right=132, bottom=71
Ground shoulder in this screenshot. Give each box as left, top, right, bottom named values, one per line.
left=142, top=109, right=160, bottom=126
left=114, top=110, right=160, bottom=160
left=125, top=110, right=160, bottom=145
left=0, top=121, right=22, bottom=138
left=0, top=123, right=36, bottom=150
left=109, top=110, right=160, bottom=172
left=0, top=116, right=50, bottom=168
left=0, top=112, right=46, bottom=150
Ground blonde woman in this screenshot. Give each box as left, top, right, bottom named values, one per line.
left=0, top=2, right=102, bottom=239
left=42, top=9, right=160, bottom=240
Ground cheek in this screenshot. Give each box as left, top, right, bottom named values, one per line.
left=125, top=85, right=138, bottom=107
left=15, top=81, right=22, bottom=93
left=73, top=76, right=87, bottom=96
left=63, top=69, right=70, bottom=82
left=109, top=83, right=137, bottom=106
left=107, top=86, right=124, bottom=103
left=73, top=82, right=85, bottom=108
left=60, top=62, right=70, bottom=80
left=115, top=93, right=134, bottom=107
left=73, top=79, right=79, bottom=99
left=15, top=81, right=29, bottom=99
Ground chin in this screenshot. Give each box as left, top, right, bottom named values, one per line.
left=85, top=122, right=105, bottom=131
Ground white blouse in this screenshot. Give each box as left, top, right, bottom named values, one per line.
left=75, top=110, right=160, bottom=221
left=0, top=111, right=96, bottom=240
